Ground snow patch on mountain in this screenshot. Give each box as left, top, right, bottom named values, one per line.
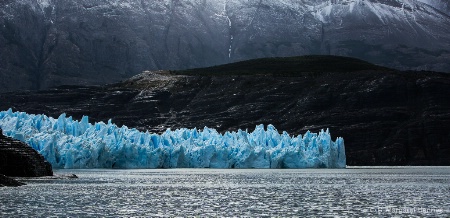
left=417, top=0, right=450, bottom=14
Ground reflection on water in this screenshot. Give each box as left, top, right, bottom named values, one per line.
left=1, top=167, right=449, bottom=217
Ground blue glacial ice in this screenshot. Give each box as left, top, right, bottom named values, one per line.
left=0, top=109, right=346, bottom=169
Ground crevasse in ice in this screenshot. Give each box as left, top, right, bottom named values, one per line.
left=0, top=109, right=346, bottom=169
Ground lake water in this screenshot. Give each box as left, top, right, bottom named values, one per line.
left=1, top=167, right=449, bottom=217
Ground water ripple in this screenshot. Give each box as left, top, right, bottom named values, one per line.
left=1, top=167, right=449, bottom=217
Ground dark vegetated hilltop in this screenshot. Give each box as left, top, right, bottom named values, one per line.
left=174, top=55, right=392, bottom=76
left=1, top=56, right=450, bottom=166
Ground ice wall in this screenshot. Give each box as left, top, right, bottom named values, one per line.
left=0, top=109, right=346, bottom=169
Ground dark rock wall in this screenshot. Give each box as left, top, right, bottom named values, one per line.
left=0, top=130, right=53, bottom=177
left=1, top=70, right=449, bottom=166
left=1, top=0, right=450, bottom=92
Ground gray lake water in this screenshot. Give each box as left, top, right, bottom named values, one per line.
left=1, top=167, right=449, bottom=217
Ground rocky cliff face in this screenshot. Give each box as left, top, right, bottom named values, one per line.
left=1, top=58, right=449, bottom=165
left=0, top=130, right=53, bottom=177
left=1, top=0, right=449, bottom=92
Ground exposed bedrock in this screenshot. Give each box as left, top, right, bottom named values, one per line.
left=1, top=68, right=449, bottom=166
left=0, top=129, right=53, bottom=177
left=1, top=0, right=450, bottom=92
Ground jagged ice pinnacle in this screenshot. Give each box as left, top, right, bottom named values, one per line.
left=0, top=109, right=346, bottom=169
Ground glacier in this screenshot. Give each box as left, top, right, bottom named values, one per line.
left=0, top=109, right=346, bottom=169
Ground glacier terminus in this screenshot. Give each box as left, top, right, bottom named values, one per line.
left=0, top=109, right=346, bottom=169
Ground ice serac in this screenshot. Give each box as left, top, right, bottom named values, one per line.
left=0, top=109, right=346, bottom=169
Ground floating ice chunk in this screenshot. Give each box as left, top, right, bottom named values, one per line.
left=0, top=109, right=346, bottom=169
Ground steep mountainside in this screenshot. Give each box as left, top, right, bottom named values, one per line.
left=1, top=56, right=449, bottom=166
left=1, top=0, right=449, bottom=92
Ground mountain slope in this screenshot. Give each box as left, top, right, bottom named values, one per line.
left=1, top=56, right=449, bottom=166
left=1, top=0, right=449, bottom=92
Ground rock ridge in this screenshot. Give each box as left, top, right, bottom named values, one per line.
left=0, top=129, right=53, bottom=177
